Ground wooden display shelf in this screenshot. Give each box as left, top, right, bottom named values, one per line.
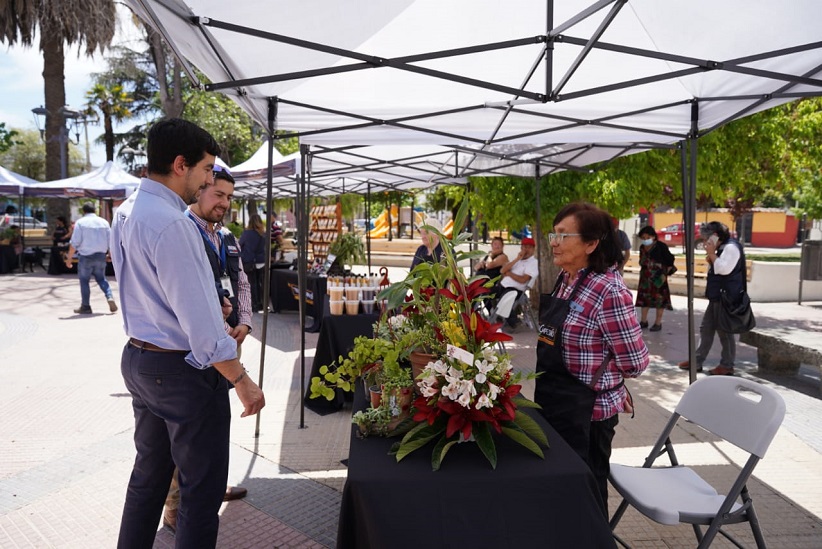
left=309, top=203, right=342, bottom=262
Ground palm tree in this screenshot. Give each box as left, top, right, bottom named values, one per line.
left=85, top=82, right=133, bottom=162
left=1, top=0, right=116, bottom=224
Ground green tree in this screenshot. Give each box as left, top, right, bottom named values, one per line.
left=0, top=123, right=18, bottom=154
left=85, top=82, right=133, bottom=162
left=0, top=128, right=84, bottom=180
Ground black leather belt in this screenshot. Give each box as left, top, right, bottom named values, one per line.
left=129, top=338, right=188, bottom=354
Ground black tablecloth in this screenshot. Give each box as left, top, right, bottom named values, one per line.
left=305, top=310, right=380, bottom=415
left=0, top=245, right=18, bottom=274
left=269, top=270, right=327, bottom=332
left=337, top=385, right=616, bottom=549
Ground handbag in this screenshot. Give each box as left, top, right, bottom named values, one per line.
left=717, top=289, right=756, bottom=334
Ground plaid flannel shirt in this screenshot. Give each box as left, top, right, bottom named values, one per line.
left=556, top=267, right=649, bottom=421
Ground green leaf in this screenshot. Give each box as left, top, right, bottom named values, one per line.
left=473, top=423, right=497, bottom=470
left=430, top=435, right=459, bottom=471
left=511, top=395, right=542, bottom=410
left=395, top=426, right=444, bottom=462
left=501, top=426, right=545, bottom=459
left=513, top=410, right=549, bottom=447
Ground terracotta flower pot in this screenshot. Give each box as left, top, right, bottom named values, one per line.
left=409, top=350, right=436, bottom=383
left=369, top=385, right=382, bottom=408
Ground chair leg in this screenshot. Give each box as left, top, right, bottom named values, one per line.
left=609, top=498, right=629, bottom=530
left=743, top=490, right=767, bottom=549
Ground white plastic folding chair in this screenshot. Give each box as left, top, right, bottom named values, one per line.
left=609, top=376, right=786, bottom=549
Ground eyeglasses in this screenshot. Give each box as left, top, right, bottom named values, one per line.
left=548, top=232, right=581, bottom=243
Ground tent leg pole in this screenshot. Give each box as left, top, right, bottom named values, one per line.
left=298, top=144, right=310, bottom=429
left=366, top=182, right=372, bottom=273
left=534, top=164, right=542, bottom=291
left=255, top=97, right=278, bottom=438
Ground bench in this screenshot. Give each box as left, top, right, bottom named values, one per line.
left=740, top=328, right=822, bottom=390
left=624, top=254, right=752, bottom=281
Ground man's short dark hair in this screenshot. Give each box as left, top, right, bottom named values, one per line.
left=81, top=202, right=95, bottom=214
left=213, top=165, right=235, bottom=185
left=146, top=118, right=221, bottom=176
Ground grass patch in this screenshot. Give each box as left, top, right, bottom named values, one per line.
left=747, top=254, right=801, bottom=262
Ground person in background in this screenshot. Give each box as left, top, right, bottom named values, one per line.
left=270, top=211, right=285, bottom=261
left=535, top=202, right=648, bottom=517
left=679, top=221, right=745, bottom=376
left=634, top=226, right=675, bottom=332
left=240, top=214, right=267, bottom=312
left=64, top=203, right=117, bottom=314
left=7, top=224, right=22, bottom=270
left=411, top=218, right=444, bottom=268
left=49, top=215, right=73, bottom=274
left=111, top=118, right=265, bottom=548
left=474, top=235, right=508, bottom=282
left=613, top=217, right=632, bottom=275
left=496, top=236, right=539, bottom=331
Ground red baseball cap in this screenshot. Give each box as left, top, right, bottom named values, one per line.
left=521, top=237, right=535, bottom=246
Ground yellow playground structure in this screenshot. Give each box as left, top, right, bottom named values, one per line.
left=367, top=205, right=430, bottom=238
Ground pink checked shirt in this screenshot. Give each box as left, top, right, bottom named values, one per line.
left=556, top=267, right=649, bottom=421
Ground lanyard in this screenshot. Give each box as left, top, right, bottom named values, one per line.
left=186, top=211, right=226, bottom=273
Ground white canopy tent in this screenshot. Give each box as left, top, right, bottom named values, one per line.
left=0, top=165, right=39, bottom=196
left=23, top=161, right=140, bottom=199
left=124, top=0, right=822, bottom=426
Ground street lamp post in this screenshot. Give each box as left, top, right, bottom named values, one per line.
left=31, top=105, right=91, bottom=179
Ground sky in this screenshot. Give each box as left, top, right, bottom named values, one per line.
left=0, top=6, right=143, bottom=174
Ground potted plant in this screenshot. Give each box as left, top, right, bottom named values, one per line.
left=327, top=232, right=365, bottom=274
left=352, top=404, right=393, bottom=437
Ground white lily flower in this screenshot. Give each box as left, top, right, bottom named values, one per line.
left=476, top=393, right=493, bottom=409
left=457, top=391, right=472, bottom=408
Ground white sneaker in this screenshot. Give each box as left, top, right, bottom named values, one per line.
left=108, top=299, right=118, bottom=313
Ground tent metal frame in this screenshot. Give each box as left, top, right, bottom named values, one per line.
left=127, top=0, right=822, bottom=430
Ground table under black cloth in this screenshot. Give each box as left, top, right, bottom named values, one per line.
left=0, top=244, right=18, bottom=274
left=305, top=310, right=380, bottom=415
left=337, top=385, right=616, bottom=549
left=269, top=269, right=327, bottom=332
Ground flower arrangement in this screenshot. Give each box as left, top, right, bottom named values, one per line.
left=380, top=201, right=547, bottom=470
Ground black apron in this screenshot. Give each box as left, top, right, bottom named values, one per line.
left=535, top=270, right=619, bottom=463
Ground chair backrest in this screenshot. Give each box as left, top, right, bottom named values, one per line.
left=675, top=376, right=785, bottom=458
left=494, top=290, right=518, bottom=319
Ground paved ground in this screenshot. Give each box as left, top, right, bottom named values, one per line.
left=1, top=268, right=821, bottom=548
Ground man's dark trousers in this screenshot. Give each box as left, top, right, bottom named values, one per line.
left=117, top=344, right=230, bottom=549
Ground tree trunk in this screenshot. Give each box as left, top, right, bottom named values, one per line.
left=148, top=27, right=184, bottom=118
left=104, top=112, right=114, bottom=161
left=40, top=32, right=71, bottom=231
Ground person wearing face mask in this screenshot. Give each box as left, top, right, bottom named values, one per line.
left=634, top=226, right=675, bottom=332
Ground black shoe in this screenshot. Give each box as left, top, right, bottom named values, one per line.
left=649, top=323, right=662, bottom=332
left=74, top=306, right=92, bottom=314
left=639, top=321, right=649, bottom=329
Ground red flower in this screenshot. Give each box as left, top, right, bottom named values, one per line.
left=412, top=396, right=441, bottom=424
left=438, top=277, right=490, bottom=303
left=438, top=399, right=497, bottom=439
left=461, top=312, right=513, bottom=344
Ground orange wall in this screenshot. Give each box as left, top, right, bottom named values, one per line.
left=652, top=211, right=734, bottom=230
left=651, top=210, right=797, bottom=248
